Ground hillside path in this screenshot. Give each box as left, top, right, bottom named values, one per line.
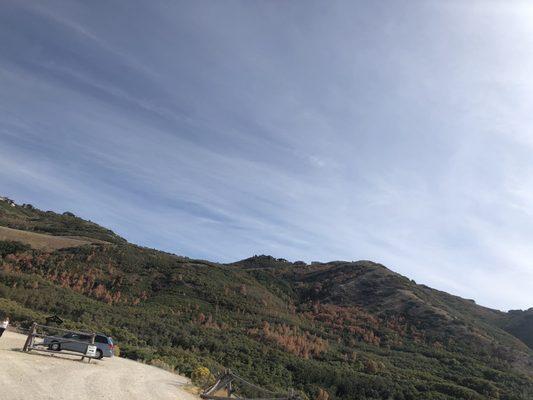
left=0, top=331, right=198, bottom=400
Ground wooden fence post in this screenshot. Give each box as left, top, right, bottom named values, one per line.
left=227, top=380, right=232, bottom=397
left=82, top=333, right=96, bottom=363
left=22, top=322, right=37, bottom=352
left=88, top=333, right=96, bottom=363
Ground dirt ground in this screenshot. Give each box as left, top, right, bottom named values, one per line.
left=0, top=330, right=199, bottom=400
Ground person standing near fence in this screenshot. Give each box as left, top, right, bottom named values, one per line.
left=0, top=317, right=9, bottom=338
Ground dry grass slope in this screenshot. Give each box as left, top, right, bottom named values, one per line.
left=0, top=226, right=103, bottom=251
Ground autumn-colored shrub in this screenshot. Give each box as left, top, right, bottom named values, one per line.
left=191, top=366, right=215, bottom=387
left=315, top=388, right=330, bottom=400
left=248, top=322, right=328, bottom=358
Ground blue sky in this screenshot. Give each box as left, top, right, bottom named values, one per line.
left=1, top=1, right=533, bottom=311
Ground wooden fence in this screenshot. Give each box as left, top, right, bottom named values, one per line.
left=22, top=322, right=99, bottom=363
left=201, top=370, right=301, bottom=400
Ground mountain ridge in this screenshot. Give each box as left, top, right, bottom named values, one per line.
left=1, top=196, right=533, bottom=399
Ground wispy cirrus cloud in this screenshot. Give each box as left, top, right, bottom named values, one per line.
left=1, top=1, right=533, bottom=310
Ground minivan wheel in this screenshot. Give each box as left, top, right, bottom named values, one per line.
left=95, top=349, right=103, bottom=359
left=49, top=342, right=61, bottom=351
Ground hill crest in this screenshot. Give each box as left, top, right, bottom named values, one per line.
left=1, top=196, right=533, bottom=399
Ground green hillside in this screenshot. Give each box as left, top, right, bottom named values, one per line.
left=1, top=198, right=533, bottom=399
left=0, top=199, right=125, bottom=244
left=498, top=309, right=533, bottom=350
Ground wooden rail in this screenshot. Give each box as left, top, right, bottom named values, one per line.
left=22, top=322, right=98, bottom=363
left=201, top=370, right=300, bottom=400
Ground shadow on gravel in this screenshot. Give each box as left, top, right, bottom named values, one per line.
left=10, top=348, right=102, bottom=364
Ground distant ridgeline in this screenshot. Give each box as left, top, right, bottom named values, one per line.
left=0, top=197, right=532, bottom=400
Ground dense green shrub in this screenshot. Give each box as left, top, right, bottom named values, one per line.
left=1, top=203, right=533, bottom=399
left=0, top=240, right=30, bottom=257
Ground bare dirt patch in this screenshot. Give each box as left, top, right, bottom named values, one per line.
left=0, top=331, right=198, bottom=400
left=0, top=226, right=103, bottom=251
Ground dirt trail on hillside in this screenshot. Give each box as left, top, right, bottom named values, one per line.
left=0, top=331, right=199, bottom=400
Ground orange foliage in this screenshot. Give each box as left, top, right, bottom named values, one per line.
left=304, top=303, right=382, bottom=346
left=1, top=252, right=127, bottom=304
left=249, top=321, right=328, bottom=358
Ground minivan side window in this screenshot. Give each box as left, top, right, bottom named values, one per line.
left=95, top=335, right=108, bottom=344
left=67, top=333, right=80, bottom=340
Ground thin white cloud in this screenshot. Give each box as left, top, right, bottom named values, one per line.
left=1, top=1, right=533, bottom=310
